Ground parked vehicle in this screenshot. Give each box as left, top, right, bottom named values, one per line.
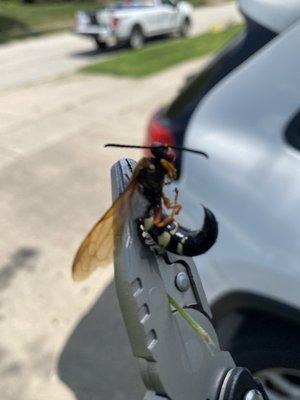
left=146, top=11, right=277, bottom=170
left=145, top=1, right=300, bottom=399
left=75, top=0, right=192, bottom=50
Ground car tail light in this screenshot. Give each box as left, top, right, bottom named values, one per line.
left=145, top=112, right=175, bottom=156
left=111, top=17, right=120, bottom=29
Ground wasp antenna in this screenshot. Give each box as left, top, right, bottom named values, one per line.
left=170, top=145, right=209, bottom=158
left=104, top=143, right=208, bottom=157
left=104, top=143, right=153, bottom=150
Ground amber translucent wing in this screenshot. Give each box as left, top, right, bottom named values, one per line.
left=72, top=180, right=137, bottom=281
left=72, top=158, right=149, bottom=281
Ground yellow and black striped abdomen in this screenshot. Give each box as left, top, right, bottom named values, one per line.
left=141, top=207, right=218, bottom=257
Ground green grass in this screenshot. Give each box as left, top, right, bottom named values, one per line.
left=81, top=24, right=243, bottom=77
left=0, top=0, right=100, bottom=43
left=188, top=0, right=232, bottom=6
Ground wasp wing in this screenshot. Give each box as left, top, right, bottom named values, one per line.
left=72, top=158, right=149, bottom=281
left=72, top=181, right=137, bottom=281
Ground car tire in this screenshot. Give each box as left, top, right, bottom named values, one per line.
left=216, top=312, right=300, bottom=400
left=94, top=38, right=107, bottom=51
left=129, top=26, right=144, bottom=50
left=179, top=17, right=191, bottom=37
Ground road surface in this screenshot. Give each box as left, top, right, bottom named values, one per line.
left=0, top=2, right=242, bottom=90
left=0, top=55, right=216, bottom=400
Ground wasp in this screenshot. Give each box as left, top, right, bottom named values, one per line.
left=72, top=142, right=218, bottom=281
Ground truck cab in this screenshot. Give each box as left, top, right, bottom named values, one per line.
left=75, top=0, right=192, bottom=49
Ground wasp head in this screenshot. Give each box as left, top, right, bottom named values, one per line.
left=150, top=143, right=176, bottom=164
left=150, top=143, right=177, bottom=180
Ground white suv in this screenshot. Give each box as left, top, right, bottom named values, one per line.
left=146, top=1, right=300, bottom=399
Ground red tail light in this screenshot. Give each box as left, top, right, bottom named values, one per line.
left=112, top=17, right=120, bottom=29
left=145, top=112, right=175, bottom=156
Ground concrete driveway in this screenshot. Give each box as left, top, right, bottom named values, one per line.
left=0, top=2, right=242, bottom=90
left=0, top=3, right=243, bottom=400
left=0, top=57, right=214, bottom=400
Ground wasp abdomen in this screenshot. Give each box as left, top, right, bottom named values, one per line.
left=141, top=206, right=218, bottom=257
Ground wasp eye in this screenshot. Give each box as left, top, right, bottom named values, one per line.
left=166, top=147, right=176, bottom=163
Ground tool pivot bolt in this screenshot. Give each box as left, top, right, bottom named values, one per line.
left=175, top=272, right=190, bottom=292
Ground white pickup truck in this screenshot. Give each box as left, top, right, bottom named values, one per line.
left=75, top=0, right=193, bottom=49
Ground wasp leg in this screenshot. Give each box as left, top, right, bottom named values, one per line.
left=162, top=194, right=172, bottom=208
left=171, top=188, right=182, bottom=215
left=153, top=193, right=181, bottom=228
left=160, top=159, right=177, bottom=180
left=162, top=188, right=182, bottom=216
left=153, top=207, right=174, bottom=228
left=171, top=203, right=182, bottom=216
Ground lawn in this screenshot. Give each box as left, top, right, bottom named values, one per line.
left=187, top=0, right=232, bottom=6
left=0, top=0, right=99, bottom=43
left=81, top=24, right=243, bottom=77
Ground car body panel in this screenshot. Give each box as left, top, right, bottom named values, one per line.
left=176, top=21, right=300, bottom=310
left=239, top=0, right=300, bottom=33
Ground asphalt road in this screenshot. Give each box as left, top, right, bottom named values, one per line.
left=0, top=2, right=242, bottom=90
left=0, top=3, right=242, bottom=400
